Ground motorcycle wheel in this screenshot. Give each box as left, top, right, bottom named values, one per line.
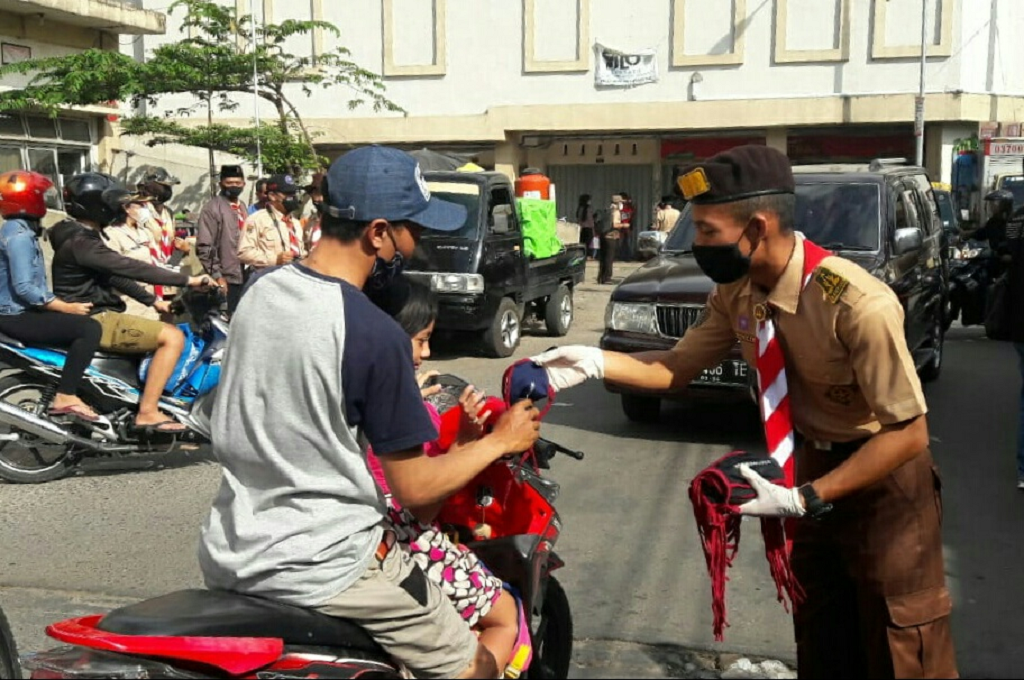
left=0, top=374, right=76, bottom=484
left=0, top=605, right=21, bottom=679
left=526, top=576, right=573, bottom=679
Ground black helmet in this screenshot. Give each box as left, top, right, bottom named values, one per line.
left=63, top=173, right=129, bottom=226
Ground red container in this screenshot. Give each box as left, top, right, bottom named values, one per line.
left=515, top=168, right=551, bottom=200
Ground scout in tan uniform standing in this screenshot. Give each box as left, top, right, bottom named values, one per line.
left=531, top=146, right=957, bottom=679
left=238, top=173, right=306, bottom=272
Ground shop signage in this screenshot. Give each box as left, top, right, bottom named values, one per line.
left=594, top=42, right=658, bottom=88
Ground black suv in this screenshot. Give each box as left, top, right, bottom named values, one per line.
left=601, top=159, right=947, bottom=422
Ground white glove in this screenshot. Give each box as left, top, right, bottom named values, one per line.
left=530, top=346, right=605, bottom=393
left=736, top=464, right=806, bottom=518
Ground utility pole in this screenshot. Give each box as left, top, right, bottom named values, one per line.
left=915, top=0, right=928, bottom=167
left=250, top=0, right=264, bottom=178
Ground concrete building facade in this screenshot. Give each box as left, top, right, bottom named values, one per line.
left=133, top=0, right=1024, bottom=223
left=0, top=0, right=165, bottom=212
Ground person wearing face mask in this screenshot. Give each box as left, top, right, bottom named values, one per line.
left=105, top=193, right=165, bottom=321
left=202, top=146, right=541, bottom=680
left=138, top=168, right=189, bottom=264
left=301, top=172, right=325, bottom=252
left=237, top=173, right=307, bottom=274
left=196, top=165, right=249, bottom=316
left=0, top=170, right=102, bottom=423
left=529, top=146, right=957, bottom=680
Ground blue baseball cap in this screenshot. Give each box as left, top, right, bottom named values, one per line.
left=322, top=145, right=467, bottom=232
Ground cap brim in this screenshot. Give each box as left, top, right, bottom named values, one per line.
left=409, top=196, right=468, bottom=232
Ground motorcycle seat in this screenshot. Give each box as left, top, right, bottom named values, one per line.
left=96, top=589, right=385, bottom=653
left=0, top=330, right=138, bottom=363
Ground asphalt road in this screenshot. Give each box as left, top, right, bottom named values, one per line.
left=1, top=261, right=1023, bottom=678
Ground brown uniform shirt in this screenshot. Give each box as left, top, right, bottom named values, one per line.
left=238, top=206, right=307, bottom=270
left=672, top=235, right=927, bottom=442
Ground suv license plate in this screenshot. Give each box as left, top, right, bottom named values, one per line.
left=697, top=360, right=749, bottom=385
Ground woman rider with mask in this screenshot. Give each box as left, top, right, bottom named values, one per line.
left=0, top=170, right=103, bottom=422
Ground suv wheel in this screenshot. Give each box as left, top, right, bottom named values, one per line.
left=919, top=314, right=944, bottom=383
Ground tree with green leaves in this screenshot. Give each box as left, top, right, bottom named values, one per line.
left=0, top=0, right=402, bottom=181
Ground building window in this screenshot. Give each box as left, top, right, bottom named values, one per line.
left=0, top=113, right=95, bottom=210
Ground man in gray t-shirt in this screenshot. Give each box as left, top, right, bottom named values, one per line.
left=198, top=147, right=539, bottom=679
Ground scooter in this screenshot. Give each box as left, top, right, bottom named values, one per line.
left=0, top=288, right=226, bottom=484
left=0, top=603, right=20, bottom=679
left=22, top=419, right=581, bottom=678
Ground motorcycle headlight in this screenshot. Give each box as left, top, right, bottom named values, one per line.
left=605, top=302, right=659, bottom=334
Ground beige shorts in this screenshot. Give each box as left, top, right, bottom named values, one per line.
left=312, top=532, right=479, bottom=679
left=94, top=311, right=165, bottom=353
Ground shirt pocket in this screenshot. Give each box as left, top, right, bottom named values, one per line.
left=802, top=358, right=855, bottom=386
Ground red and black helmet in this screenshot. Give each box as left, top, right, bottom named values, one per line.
left=0, top=170, right=53, bottom=220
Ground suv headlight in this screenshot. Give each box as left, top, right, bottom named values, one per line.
left=605, top=302, right=659, bottom=334
left=424, top=273, right=484, bottom=294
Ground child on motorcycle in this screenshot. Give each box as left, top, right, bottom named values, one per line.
left=366, top=275, right=530, bottom=678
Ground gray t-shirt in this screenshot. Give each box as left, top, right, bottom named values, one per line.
left=198, top=264, right=437, bottom=607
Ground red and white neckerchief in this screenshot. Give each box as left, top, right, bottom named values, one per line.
left=230, top=202, right=247, bottom=231
left=133, top=227, right=166, bottom=299
left=754, top=238, right=833, bottom=488
left=284, top=216, right=302, bottom=257
left=151, top=211, right=173, bottom=261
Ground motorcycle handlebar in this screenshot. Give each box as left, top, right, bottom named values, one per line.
left=534, top=438, right=585, bottom=462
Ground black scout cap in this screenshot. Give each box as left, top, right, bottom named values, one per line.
left=677, top=145, right=795, bottom=205
left=220, top=165, right=245, bottom=180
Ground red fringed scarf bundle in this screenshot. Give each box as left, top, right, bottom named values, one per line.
left=689, top=451, right=804, bottom=641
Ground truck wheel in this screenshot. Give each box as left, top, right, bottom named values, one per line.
left=544, top=285, right=573, bottom=337
left=483, top=298, right=521, bottom=358
left=621, top=394, right=661, bottom=423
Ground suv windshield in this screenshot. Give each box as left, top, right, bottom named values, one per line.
left=420, top=182, right=481, bottom=240
left=663, top=181, right=882, bottom=253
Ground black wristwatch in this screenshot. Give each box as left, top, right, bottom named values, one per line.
left=799, top=484, right=833, bottom=520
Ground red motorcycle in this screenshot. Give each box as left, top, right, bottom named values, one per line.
left=24, top=384, right=580, bottom=679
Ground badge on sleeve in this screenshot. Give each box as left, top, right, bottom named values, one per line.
left=813, top=267, right=850, bottom=304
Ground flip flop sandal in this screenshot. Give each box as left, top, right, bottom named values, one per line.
left=132, top=419, right=187, bottom=435
left=48, top=405, right=100, bottom=423
left=503, top=587, right=534, bottom=679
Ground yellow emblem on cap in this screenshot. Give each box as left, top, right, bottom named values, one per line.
left=678, top=168, right=711, bottom=200
left=814, top=267, right=849, bottom=304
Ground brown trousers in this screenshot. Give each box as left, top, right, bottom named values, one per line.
left=792, top=447, right=958, bottom=679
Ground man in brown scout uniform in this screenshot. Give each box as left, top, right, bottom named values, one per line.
left=530, top=145, right=958, bottom=679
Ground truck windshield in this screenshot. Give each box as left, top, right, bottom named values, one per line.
left=663, top=181, right=882, bottom=254
left=420, top=182, right=481, bottom=240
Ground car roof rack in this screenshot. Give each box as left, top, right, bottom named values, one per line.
left=868, top=157, right=909, bottom=171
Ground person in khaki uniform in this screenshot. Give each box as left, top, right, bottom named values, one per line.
left=138, top=168, right=191, bottom=299
left=530, top=146, right=958, bottom=679
left=238, top=173, right=307, bottom=271
left=104, top=193, right=164, bottom=321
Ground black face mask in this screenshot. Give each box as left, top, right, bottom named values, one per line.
left=282, top=197, right=302, bottom=214
left=222, top=186, right=244, bottom=201
left=692, top=226, right=759, bottom=285
left=368, top=229, right=406, bottom=291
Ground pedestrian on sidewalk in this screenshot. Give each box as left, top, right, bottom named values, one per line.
left=597, top=196, right=624, bottom=284
left=530, top=145, right=958, bottom=679
left=576, top=194, right=596, bottom=260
